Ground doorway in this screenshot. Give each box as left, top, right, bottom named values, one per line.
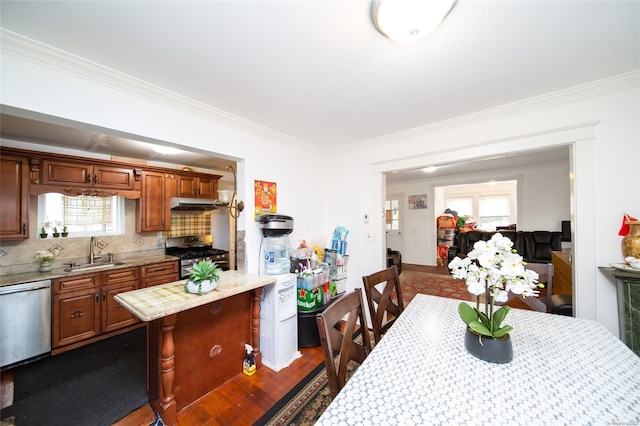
left=385, top=194, right=402, bottom=253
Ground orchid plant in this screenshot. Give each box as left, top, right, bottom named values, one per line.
left=448, top=233, right=542, bottom=339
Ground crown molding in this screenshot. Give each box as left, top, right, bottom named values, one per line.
left=350, top=69, right=640, bottom=152
left=0, top=29, right=322, bottom=154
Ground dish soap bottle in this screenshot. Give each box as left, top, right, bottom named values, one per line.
left=243, top=344, right=256, bottom=376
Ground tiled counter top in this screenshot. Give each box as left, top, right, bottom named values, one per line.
left=114, top=270, right=276, bottom=321
left=0, top=255, right=179, bottom=287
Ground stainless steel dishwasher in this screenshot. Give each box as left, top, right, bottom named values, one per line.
left=0, top=279, right=51, bottom=368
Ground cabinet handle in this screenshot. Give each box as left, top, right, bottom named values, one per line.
left=70, top=310, right=84, bottom=318
left=22, top=223, right=26, bottom=235
left=103, top=289, right=106, bottom=301
left=87, top=173, right=92, bottom=184
left=95, top=291, right=99, bottom=303
left=94, top=174, right=98, bottom=184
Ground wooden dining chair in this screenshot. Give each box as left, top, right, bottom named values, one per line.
left=361, top=265, right=405, bottom=344
left=315, top=289, right=372, bottom=399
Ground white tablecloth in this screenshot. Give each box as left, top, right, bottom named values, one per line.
left=316, top=294, right=640, bottom=425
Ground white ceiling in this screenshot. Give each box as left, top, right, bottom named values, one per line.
left=0, top=0, right=638, bottom=179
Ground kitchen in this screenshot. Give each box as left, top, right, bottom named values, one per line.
left=0, top=140, right=246, bottom=424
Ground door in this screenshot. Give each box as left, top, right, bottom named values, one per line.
left=385, top=194, right=402, bottom=252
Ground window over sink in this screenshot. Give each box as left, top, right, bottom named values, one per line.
left=38, top=193, right=125, bottom=238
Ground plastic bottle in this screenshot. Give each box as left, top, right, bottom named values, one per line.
left=264, top=235, right=290, bottom=274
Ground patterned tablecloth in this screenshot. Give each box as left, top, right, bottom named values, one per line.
left=317, top=294, right=640, bottom=426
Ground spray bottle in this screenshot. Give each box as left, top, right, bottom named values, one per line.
left=243, top=344, right=256, bottom=376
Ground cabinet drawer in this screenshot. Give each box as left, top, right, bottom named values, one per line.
left=53, top=274, right=98, bottom=294
left=102, top=267, right=140, bottom=286
left=141, top=261, right=179, bottom=278
left=142, top=273, right=180, bottom=288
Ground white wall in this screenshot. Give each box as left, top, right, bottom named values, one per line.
left=2, top=38, right=639, bottom=338
left=324, top=77, right=640, bottom=338
left=0, top=43, right=328, bottom=276
left=387, top=159, right=570, bottom=265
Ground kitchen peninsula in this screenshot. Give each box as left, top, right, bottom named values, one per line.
left=114, top=271, right=275, bottom=426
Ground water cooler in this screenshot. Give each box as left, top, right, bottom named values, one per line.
left=258, top=214, right=300, bottom=372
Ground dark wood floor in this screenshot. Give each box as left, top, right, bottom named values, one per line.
left=113, top=345, right=325, bottom=426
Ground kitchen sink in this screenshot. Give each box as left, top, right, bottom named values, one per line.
left=64, top=261, right=126, bottom=272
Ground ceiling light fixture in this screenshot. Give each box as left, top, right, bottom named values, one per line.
left=371, top=0, right=457, bottom=43
left=422, top=166, right=438, bottom=173
left=152, top=146, right=182, bottom=155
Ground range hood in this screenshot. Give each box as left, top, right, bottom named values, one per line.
left=170, top=197, right=219, bottom=211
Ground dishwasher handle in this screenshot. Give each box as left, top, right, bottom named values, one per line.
left=0, top=281, right=51, bottom=296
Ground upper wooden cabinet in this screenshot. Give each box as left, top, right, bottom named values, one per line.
left=0, top=154, right=29, bottom=240
left=177, top=174, right=217, bottom=198
left=137, top=170, right=168, bottom=232
left=41, top=160, right=135, bottom=190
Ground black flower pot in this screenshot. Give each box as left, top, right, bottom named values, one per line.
left=464, top=327, right=513, bottom=364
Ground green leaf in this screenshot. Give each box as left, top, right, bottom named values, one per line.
left=458, top=303, right=478, bottom=325
left=493, top=325, right=513, bottom=338
left=478, top=311, right=491, bottom=329
left=468, top=320, right=492, bottom=337
left=491, top=306, right=510, bottom=330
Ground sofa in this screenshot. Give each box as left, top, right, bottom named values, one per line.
left=454, top=230, right=562, bottom=263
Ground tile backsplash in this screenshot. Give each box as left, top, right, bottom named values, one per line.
left=0, top=198, right=164, bottom=276
left=166, top=212, right=212, bottom=238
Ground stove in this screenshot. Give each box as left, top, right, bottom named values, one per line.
left=165, top=235, right=230, bottom=278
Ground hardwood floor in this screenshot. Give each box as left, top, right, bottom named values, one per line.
left=113, top=346, right=325, bottom=426
left=113, top=264, right=473, bottom=425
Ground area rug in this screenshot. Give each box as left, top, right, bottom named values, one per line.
left=256, top=270, right=472, bottom=426
left=399, top=270, right=473, bottom=305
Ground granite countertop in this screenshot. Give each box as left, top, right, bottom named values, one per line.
left=0, top=255, right=179, bottom=287
left=114, top=271, right=276, bottom=322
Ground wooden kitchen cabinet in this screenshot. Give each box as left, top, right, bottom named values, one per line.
left=137, top=170, right=168, bottom=232
left=177, top=173, right=217, bottom=198
left=52, top=267, right=140, bottom=350
left=141, top=261, right=180, bottom=288
left=101, top=267, right=141, bottom=332
left=41, top=160, right=135, bottom=190
left=0, top=154, right=29, bottom=240
left=52, top=274, right=101, bottom=348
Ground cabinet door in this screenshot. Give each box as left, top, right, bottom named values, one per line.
left=137, top=171, right=167, bottom=232
left=52, top=288, right=100, bottom=348
left=42, top=160, right=92, bottom=187
left=102, top=282, right=139, bottom=332
left=197, top=176, right=216, bottom=198
left=93, top=165, right=135, bottom=190
left=177, top=175, right=197, bottom=197
left=0, top=155, right=29, bottom=239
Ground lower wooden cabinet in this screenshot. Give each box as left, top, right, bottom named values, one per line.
left=141, top=261, right=179, bottom=288
left=52, top=266, right=141, bottom=349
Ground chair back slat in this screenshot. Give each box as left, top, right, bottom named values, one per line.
left=316, top=289, right=371, bottom=399
left=362, top=265, right=404, bottom=343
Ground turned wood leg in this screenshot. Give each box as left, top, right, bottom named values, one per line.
left=251, top=287, right=262, bottom=367
left=159, top=314, right=177, bottom=426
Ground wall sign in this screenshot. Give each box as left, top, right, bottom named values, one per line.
left=255, top=180, right=277, bottom=221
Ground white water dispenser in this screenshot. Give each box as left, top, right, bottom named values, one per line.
left=258, top=214, right=299, bottom=371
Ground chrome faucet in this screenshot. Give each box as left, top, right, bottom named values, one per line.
left=89, top=236, right=102, bottom=264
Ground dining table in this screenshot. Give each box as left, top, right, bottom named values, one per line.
left=316, top=294, right=640, bottom=425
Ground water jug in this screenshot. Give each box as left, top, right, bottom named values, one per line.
left=264, top=235, right=290, bottom=274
